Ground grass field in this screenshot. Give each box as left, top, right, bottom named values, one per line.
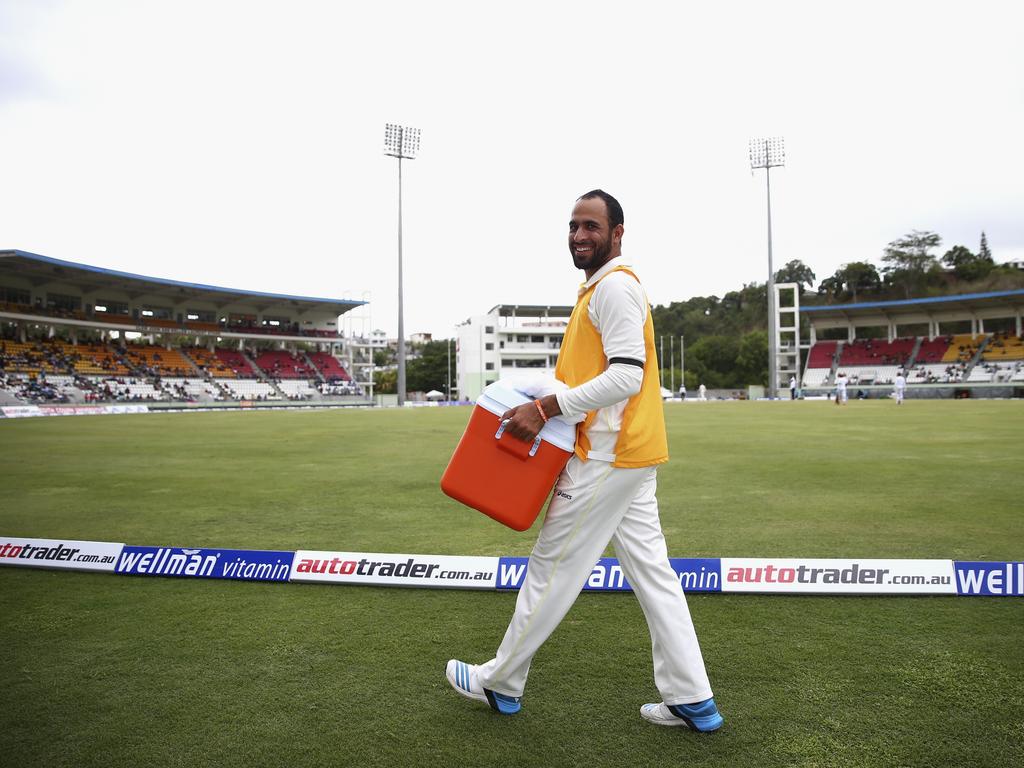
left=1, top=401, right=1022, bottom=767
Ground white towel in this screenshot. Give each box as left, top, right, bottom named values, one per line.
left=500, top=373, right=585, bottom=425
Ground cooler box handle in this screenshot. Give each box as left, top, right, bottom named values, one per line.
left=495, top=420, right=543, bottom=459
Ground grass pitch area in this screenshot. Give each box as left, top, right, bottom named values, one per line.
left=2, top=401, right=1022, bottom=767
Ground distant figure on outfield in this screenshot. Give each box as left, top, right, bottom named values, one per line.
left=679, top=383, right=686, bottom=400
left=894, top=370, right=906, bottom=405
left=445, top=189, right=723, bottom=733
left=789, top=375, right=797, bottom=400
left=698, top=383, right=707, bottom=401
left=835, top=372, right=848, bottom=405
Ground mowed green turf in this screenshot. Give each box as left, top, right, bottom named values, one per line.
left=1, top=401, right=1022, bottom=767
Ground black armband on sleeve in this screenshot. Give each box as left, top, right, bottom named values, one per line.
left=608, top=357, right=645, bottom=369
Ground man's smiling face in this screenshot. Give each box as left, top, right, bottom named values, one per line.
left=568, top=196, right=622, bottom=277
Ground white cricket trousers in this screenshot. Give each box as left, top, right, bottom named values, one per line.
left=476, top=455, right=714, bottom=705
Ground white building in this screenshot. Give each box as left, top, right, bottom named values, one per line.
left=456, top=304, right=572, bottom=400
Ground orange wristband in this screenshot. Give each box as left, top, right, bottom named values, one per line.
left=533, top=399, right=549, bottom=423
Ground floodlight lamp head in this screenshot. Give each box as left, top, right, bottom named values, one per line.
left=749, top=136, right=785, bottom=169
left=384, top=123, right=421, bottom=159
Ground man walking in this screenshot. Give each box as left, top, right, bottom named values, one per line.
left=894, top=370, right=906, bottom=405
left=835, top=371, right=848, bottom=405
left=445, top=190, right=723, bottom=733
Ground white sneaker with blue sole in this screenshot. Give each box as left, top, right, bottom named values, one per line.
left=640, top=698, right=724, bottom=732
left=445, top=659, right=522, bottom=715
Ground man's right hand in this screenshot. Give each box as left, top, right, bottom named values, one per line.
left=500, top=395, right=563, bottom=442
left=499, top=402, right=545, bottom=443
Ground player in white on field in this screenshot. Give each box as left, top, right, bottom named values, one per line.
left=894, top=370, right=906, bottom=405
left=445, top=190, right=723, bottom=732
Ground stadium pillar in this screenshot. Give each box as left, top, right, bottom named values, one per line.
left=749, top=137, right=785, bottom=398
left=766, top=167, right=777, bottom=397
left=680, top=335, right=684, bottom=391
left=659, top=336, right=664, bottom=387
left=774, top=283, right=801, bottom=395
left=383, top=124, right=420, bottom=408
left=669, top=336, right=674, bottom=394
left=397, top=154, right=406, bottom=406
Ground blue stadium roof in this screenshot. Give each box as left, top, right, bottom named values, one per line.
left=801, top=289, right=1024, bottom=314
left=0, top=249, right=366, bottom=311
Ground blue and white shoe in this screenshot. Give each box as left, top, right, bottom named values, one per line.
left=640, top=698, right=723, bottom=732
left=445, top=659, right=522, bottom=715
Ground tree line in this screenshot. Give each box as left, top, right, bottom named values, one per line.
left=375, top=231, right=1021, bottom=394
left=373, top=341, right=455, bottom=397
left=651, top=230, right=1020, bottom=390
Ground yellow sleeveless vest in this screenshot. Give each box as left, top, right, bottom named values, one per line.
left=554, top=266, right=668, bottom=468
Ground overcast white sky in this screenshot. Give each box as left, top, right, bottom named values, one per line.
left=2, top=0, right=1022, bottom=338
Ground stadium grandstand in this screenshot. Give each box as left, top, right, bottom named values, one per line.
left=0, top=249, right=375, bottom=408
left=797, top=289, right=1024, bottom=398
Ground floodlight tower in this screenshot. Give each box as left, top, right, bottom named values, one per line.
left=384, top=123, right=421, bottom=406
left=749, top=136, right=785, bottom=398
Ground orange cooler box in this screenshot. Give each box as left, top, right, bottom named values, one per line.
left=441, top=381, right=576, bottom=531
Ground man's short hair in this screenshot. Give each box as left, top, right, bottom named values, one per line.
left=577, top=189, right=624, bottom=230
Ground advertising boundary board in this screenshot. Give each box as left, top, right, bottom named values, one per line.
left=718, top=558, right=957, bottom=595
left=1, top=405, right=149, bottom=418
left=1, top=403, right=371, bottom=418
left=954, top=561, right=1024, bottom=596
left=116, top=546, right=294, bottom=582
left=496, top=557, right=723, bottom=592
left=0, top=536, right=124, bottom=572
left=1, top=534, right=1021, bottom=596
left=291, top=550, right=498, bottom=589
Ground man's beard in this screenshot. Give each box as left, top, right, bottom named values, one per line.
left=573, top=238, right=613, bottom=272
